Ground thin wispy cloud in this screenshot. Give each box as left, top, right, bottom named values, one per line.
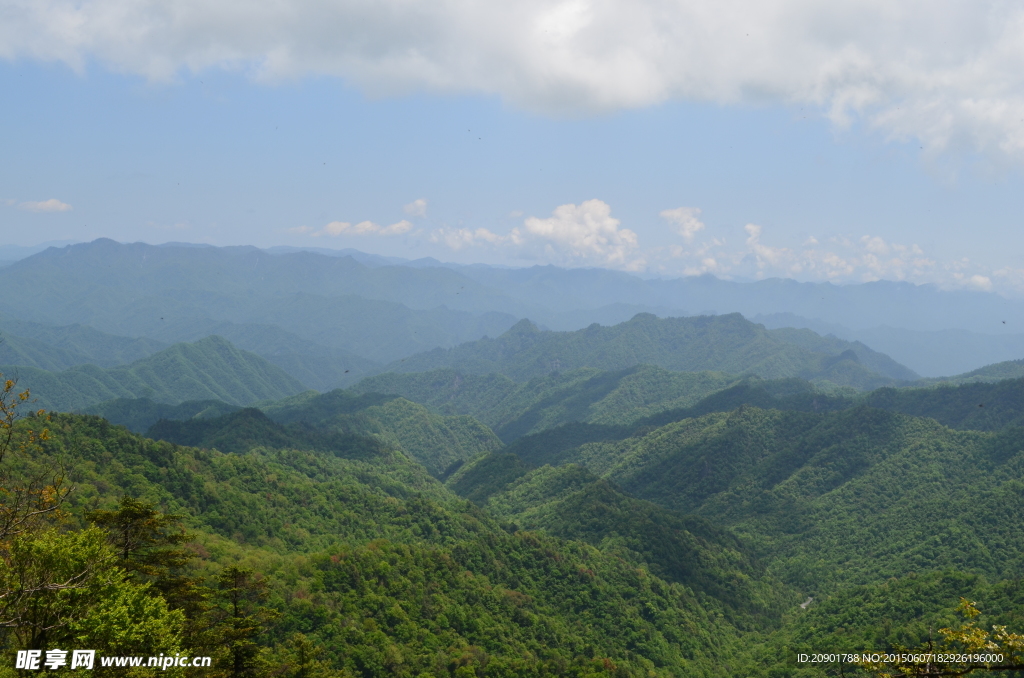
left=17, top=198, right=72, bottom=212
left=660, top=207, right=705, bottom=243
left=290, top=220, right=413, bottom=238
left=6, top=1, right=1024, bottom=160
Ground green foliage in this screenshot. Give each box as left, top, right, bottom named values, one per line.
left=262, top=391, right=503, bottom=477
left=0, top=527, right=183, bottom=663
left=618, top=375, right=1024, bottom=435
left=354, top=365, right=741, bottom=442
left=481, top=465, right=787, bottom=628
left=209, top=567, right=280, bottom=678
left=444, top=453, right=530, bottom=504
left=145, top=408, right=384, bottom=460
left=13, top=412, right=752, bottom=676
left=538, top=407, right=1024, bottom=594
left=862, top=379, right=1024, bottom=432
left=2, top=336, right=307, bottom=412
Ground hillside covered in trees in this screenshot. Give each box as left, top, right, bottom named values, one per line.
left=4, top=352, right=1024, bottom=676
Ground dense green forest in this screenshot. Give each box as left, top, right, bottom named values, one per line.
left=4, top=356, right=1024, bottom=676
left=1, top=397, right=751, bottom=677
left=3, top=252, right=1024, bottom=678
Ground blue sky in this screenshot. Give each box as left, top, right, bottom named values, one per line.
left=3, top=0, right=1024, bottom=294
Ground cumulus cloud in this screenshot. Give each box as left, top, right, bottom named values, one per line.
left=430, top=199, right=641, bottom=269
left=521, top=199, right=641, bottom=268
left=660, top=207, right=705, bottom=242
left=294, top=219, right=413, bottom=237
left=403, top=199, right=427, bottom=217
left=18, top=198, right=72, bottom=212
left=6, top=1, right=1024, bottom=159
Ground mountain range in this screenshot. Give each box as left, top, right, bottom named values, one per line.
left=4, top=238, right=1024, bottom=676
left=1, top=239, right=1022, bottom=382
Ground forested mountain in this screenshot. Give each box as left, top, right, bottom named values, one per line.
left=167, top=320, right=378, bottom=390
left=260, top=390, right=503, bottom=476
left=82, top=397, right=243, bottom=433
left=3, top=239, right=1024, bottom=677
left=449, top=404, right=1024, bottom=676
left=9, top=410, right=753, bottom=677
left=381, top=313, right=916, bottom=389
left=915, top=358, right=1024, bottom=386
left=0, top=316, right=166, bottom=367
left=6, top=354, right=1024, bottom=675
left=635, top=373, right=1024, bottom=433
left=1, top=240, right=1020, bottom=380
left=352, top=365, right=739, bottom=441
left=2, top=336, right=306, bottom=411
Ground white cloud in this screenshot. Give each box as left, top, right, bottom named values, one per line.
left=653, top=223, right=1019, bottom=293
left=430, top=199, right=642, bottom=269
left=521, top=199, right=641, bottom=268
left=403, top=199, right=427, bottom=217
left=431, top=227, right=510, bottom=251
left=6, top=1, right=1024, bottom=159
left=18, top=198, right=72, bottom=212
left=660, top=207, right=705, bottom=242
left=299, top=219, right=413, bottom=237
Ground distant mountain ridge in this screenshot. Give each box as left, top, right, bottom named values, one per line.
left=752, top=312, right=1024, bottom=377
left=380, top=312, right=918, bottom=389
left=0, top=239, right=522, bottom=365
left=0, top=316, right=166, bottom=368
left=1, top=335, right=306, bottom=411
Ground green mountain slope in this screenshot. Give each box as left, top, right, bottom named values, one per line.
left=540, top=407, right=1024, bottom=589
left=0, top=317, right=163, bottom=368
left=353, top=365, right=739, bottom=441
left=381, top=313, right=915, bottom=390
left=479, top=464, right=785, bottom=627
left=167, top=320, right=380, bottom=389
left=22, top=411, right=755, bottom=676
left=0, top=330, right=95, bottom=370
left=915, top=358, right=1024, bottom=385
left=83, top=397, right=241, bottom=433
left=260, top=390, right=502, bottom=476
left=629, top=375, right=1024, bottom=434
left=1, top=335, right=307, bottom=411
left=446, top=402, right=1024, bottom=675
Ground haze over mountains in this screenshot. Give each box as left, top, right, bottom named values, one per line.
left=1, top=238, right=1022, bottom=386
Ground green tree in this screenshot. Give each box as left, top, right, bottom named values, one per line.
left=0, top=527, right=183, bottom=663
left=858, top=599, right=1024, bottom=677
left=87, top=497, right=203, bottom=612
left=208, top=567, right=280, bottom=678
left=0, top=377, right=67, bottom=541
